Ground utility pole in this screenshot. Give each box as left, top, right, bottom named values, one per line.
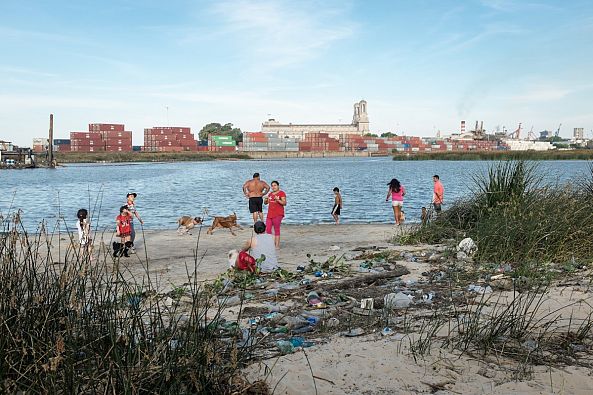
left=49, top=113, right=55, bottom=168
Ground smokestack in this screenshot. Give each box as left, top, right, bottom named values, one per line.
left=49, top=114, right=54, bottom=167
left=461, top=121, right=466, bottom=133
left=480, top=121, right=483, bottom=132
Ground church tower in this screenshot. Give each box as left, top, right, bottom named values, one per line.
left=355, top=100, right=369, bottom=133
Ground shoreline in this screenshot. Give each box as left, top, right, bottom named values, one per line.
left=18, top=149, right=592, bottom=166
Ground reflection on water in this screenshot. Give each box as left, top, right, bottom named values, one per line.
left=1, top=158, right=589, bottom=230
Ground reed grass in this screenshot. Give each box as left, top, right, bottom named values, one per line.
left=0, top=212, right=266, bottom=394
left=54, top=151, right=251, bottom=164
left=402, top=160, right=593, bottom=267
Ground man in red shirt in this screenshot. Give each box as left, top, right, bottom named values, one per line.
left=432, top=175, right=444, bottom=214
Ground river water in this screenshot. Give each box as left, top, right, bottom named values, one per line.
left=1, top=158, right=590, bottom=231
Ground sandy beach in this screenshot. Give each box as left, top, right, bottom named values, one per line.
left=44, top=223, right=593, bottom=394
left=87, top=223, right=402, bottom=289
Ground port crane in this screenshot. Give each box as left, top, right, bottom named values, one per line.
left=555, top=123, right=562, bottom=138
left=527, top=125, right=537, bottom=141
left=508, top=123, right=522, bottom=139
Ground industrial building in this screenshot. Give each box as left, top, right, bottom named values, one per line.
left=261, top=100, right=370, bottom=139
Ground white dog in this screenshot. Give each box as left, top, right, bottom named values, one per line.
left=228, top=249, right=239, bottom=269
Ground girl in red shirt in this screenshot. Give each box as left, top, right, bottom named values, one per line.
left=264, top=180, right=287, bottom=248
left=116, top=206, right=133, bottom=257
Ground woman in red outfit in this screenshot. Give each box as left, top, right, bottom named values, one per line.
left=264, top=180, right=286, bottom=248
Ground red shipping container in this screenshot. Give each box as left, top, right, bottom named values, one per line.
left=71, top=132, right=102, bottom=139
left=71, top=146, right=105, bottom=152
left=105, top=145, right=132, bottom=152
left=99, top=130, right=132, bottom=139
left=89, top=123, right=125, bottom=132
left=71, top=138, right=105, bottom=146
left=104, top=137, right=132, bottom=145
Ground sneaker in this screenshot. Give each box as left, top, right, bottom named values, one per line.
left=130, top=248, right=136, bottom=254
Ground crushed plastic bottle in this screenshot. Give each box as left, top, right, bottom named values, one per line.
left=276, top=340, right=295, bottom=354
left=467, top=284, right=493, bottom=294
left=384, top=292, right=413, bottom=309
left=381, top=327, right=394, bottom=336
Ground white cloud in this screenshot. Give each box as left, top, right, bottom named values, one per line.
left=204, top=0, right=355, bottom=69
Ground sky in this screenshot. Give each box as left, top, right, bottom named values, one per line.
left=1, top=0, right=592, bottom=146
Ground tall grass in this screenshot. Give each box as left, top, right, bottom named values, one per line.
left=403, top=160, right=593, bottom=265
left=0, top=212, right=264, bottom=393
left=54, top=151, right=251, bottom=164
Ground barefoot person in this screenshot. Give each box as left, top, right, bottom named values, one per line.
left=126, top=192, right=144, bottom=253
left=76, top=208, right=92, bottom=254
left=432, top=175, right=444, bottom=214
left=241, top=221, right=279, bottom=273
left=116, top=206, right=133, bottom=257
left=386, top=178, right=406, bottom=225
left=332, top=187, right=342, bottom=225
left=264, top=180, right=286, bottom=248
left=243, top=173, right=270, bottom=223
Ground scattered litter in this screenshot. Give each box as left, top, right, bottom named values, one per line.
left=400, top=252, right=417, bottom=262
left=467, top=284, right=493, bottom=294
left=522, top=339, right=538, bottom=352
left=277, top=282, right=300, bottom=290
left=314, top=271, right=332, bottom=278
left=247, top=317, right=261, bottom=326
left=270, top=327, right=289, bottom=334
left=384, top=292, right=413, bottom=309
left=305, top=316, right=319, bottom=325
left=238, top=329, right=256, bottom=348
left=292, top=326, right=314, bottom=334
left=381, top=327, right=394, bottom=336
left=276, top=340, right=295, bottom=354
left=405, top=279, right=417, bottom=287
left=281, top=315, right=310, bottom=329
left=343, top=327, right=365, bottom=337
left=422, top=292, right=435, bottom=302
left=220, top=295, right=241, bottom=306
left=326, top=317, right=340, bottom=327
left=457, top=238, right=478, bottom=256
left=456, top=251, right=468, bottom=260
left=169, top=339, right=180, bottom=350
left=328, top=245, right=341, bottom=251
left=360, top=298, right=374, bottom=310
left=307, top=291, right=327, bottom=308
left=296, top=265, right=306, bottom=272
left=300, top=279, right=312, bottom=285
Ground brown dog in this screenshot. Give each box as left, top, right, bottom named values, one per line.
left=207, top=212, right=242, bottom=236
left=177, top=216, right=203, bottom=234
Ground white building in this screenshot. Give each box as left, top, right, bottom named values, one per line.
left=503, top=139, right=555, bottom=151
left=261, top=100, right=370, bottom=139
left=574, top=127, right=584, bottom=140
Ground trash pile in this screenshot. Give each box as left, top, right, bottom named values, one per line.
left=194, top=238, right=513, bottom=359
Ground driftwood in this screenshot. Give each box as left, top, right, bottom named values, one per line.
left=320, top=265, right=410, bottom=292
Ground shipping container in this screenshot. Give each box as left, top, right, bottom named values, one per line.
left=89, top=123, right=125, bottom=132
left=71, top=132, right=102, bottom=140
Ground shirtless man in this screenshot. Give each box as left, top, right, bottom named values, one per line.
left=243, top=173, right=270, bottom=222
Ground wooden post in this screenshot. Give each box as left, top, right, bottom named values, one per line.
left=49, top=114, right=54, bottom=168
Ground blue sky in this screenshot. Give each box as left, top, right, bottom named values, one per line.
left=1, top=0, right=592, bottom=145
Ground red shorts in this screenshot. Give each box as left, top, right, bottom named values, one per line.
left=266, top=216, right=283, bottom=236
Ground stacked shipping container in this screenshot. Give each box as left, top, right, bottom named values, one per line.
left=208, top=135, right=237, bottom=152
left=32, top=138, right=48, bottom=153
left=143, top=127, right=197, bottom=152
left=70, top=124, right=133, bottom=152
left=299, top=133, right=341, bottom=152
left=53, top=139, right=71, bottom=152
left=240, top=132, right=298, bottom=152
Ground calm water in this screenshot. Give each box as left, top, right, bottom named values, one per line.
left=1, top=158, right=590, bottom=231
